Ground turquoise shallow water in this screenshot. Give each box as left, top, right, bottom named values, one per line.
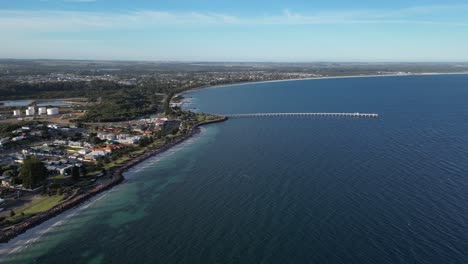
left=2, top=75, right=468, bottom=263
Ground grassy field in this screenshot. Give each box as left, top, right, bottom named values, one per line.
left=9, top=195, right=64, bottom=222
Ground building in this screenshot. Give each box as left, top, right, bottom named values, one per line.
left=97, top=133, right=116, bottom=141
left=155, top=118, right=168, bottom=127
left=77, top=148, right=91, bottom=155
left=115, top=134, right=142, bottom=145
left=47, top=108, right=59, bottom=115
left=84, top=150, right=107, bottom=161
left=53, top=140, right=68, bottom=145
left=68, top=141, right=83, bottom=147
left=0, top=176, right=12, bottom=188
left=13, top=110, right=21, bottom=116
left=45, top=160, right=76, bottom=176
left=38, top=107, right=47, bottom=115
left=25, top=109, right=34, bottom=116
left=27, top=106, right=35, bottom=115
left=0, top=137, right=9, bottom=146
left=11, top=136, right=24, bottom=142
left=22, top=147, right=65, bottom=157
left=48, top=124, right=61, bottom=129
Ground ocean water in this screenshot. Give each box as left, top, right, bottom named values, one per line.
left=2, top=75, right=468, bottom=263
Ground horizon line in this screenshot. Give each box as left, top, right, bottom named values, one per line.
left=1, top=58, right=468, bottom=64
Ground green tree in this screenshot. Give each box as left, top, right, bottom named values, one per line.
left=11, top=176, right=22, bottom=185
left=41, top=122, right=50, bottom=139
left=4, top=169, right=17, bottom=177
left=89, top=136, right=103, bottom=145
left=96, top=159, right=104, bottom=170
left=19, top=156, right=47, bottom=189
left=80, top=165, right=87, bottom=178
left=138, top=137, right=150, bottom=147
left=71, top=166, right=80, bottom=181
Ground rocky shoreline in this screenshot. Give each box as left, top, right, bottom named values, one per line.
left=0, top=116, right=227, bottom=243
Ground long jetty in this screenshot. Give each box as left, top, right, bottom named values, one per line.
left=225, top=112, right=379, bottom=118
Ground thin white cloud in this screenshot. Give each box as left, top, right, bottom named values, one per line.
left=0, top=4, right=467, bottom=33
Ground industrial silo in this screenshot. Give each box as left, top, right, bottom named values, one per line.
left=27, top=106, right=35, bottom=115
left=38, top=107, right=47, bottom=115
left=47, top=108, right=60, bottom=115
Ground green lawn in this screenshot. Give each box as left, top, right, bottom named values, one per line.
left=10, top=195, right=64, bottom=221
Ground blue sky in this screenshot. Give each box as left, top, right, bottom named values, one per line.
left=1, top=0, right=468, bottom=61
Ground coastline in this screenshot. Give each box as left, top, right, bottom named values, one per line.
left=0, top=116, right=228, bottom=244
left=179, top=71, right=468, bottom=96
left=2, top=70, right=468, bottom=247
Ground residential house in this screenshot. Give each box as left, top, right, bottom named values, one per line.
left=54, top=140, right=68, bottom=145
left=0, top=137, right=10, bottom=146
left=115, top=134, right=141, bottom=145
left=97, top=133, right=116, bottom=141
left=0, top=176, right=12, bottom=187
left=11, top=136, right=25, bottom=142
left=23, top=147, right=65, bottom=158
left=68, top=141, right=83, bottom=147
left=85, top=150, right=107, bottom=161
left=77, top=148, right=91, bottom=155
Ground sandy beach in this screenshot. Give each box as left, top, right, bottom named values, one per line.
left=179, top=71, right=468, bottom=96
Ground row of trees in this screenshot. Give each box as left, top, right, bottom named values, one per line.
left=138, top=136, right=154, bottom=148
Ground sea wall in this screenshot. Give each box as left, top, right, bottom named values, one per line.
left=0, top=116, right=227, bottom=243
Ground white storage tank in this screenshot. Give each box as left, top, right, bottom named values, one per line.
left=38, top=107, right=47, bottom=115
left=25, top=109, right=34, bottom=116
left=27, top=106, right=35, bottom=115
left=47, top=108, right=59, bottom=115
left=13, top=110, right=21, bottom=116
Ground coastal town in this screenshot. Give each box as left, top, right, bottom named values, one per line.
left=2, top=0, right=468, bottom=262
left=1, top=59, right=468, bottom=244
left=0, top=92, right=225, bottom=241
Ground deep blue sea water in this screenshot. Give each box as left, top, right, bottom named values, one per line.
left=2, top=75, right=468, bottom=263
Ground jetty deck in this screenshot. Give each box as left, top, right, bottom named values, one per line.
left=224, top=112, right=379, bottom=118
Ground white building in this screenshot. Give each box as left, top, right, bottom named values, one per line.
left=38, top=107, right=47, bottom=115
left=115, top=134, right=142, bottom=144
left=97, top=133, right=116, bottom=141
left=53, top=140, right=68, bottom=145
left=0, top=137, right=10, bottom=145
left=13, top=110, right=21, bottom=116
left=25, top=109, right=34, bottom=116
left=85, top=150, right=107, bottom=161
left=47, top=108, right=59, bottom=115
left=68, top=141, right=83, bottom=147
left=27, top=106, right=35, bottom=115
left=78, top=148, right=91, bottom=155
